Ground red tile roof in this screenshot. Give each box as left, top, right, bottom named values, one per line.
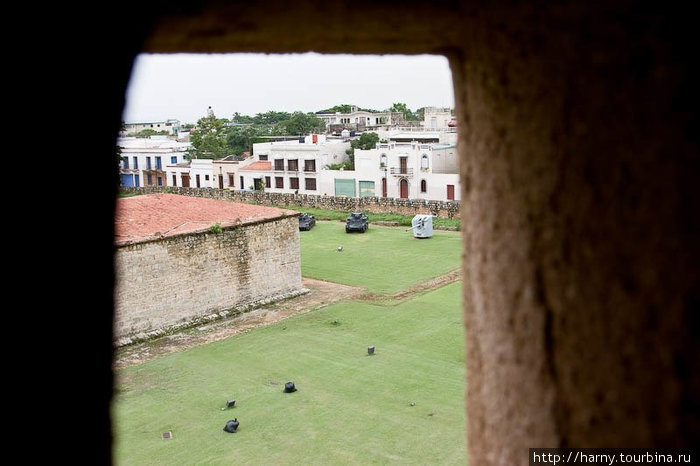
left=115, top=193, right=297, bottom=246
left=239, top=161, right=272, bottom=171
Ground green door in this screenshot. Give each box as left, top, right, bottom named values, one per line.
left=334, top=178, right=356, bottom=197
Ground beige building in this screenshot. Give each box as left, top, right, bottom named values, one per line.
left=422, top=107, right=453, bottom=130
left=113, top=193, right=304, bottom=345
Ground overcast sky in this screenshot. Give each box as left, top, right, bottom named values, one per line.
left=122, top=53, right=455, bottom=124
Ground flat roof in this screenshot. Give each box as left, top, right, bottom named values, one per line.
left=115, top=193, right=296, bottom=246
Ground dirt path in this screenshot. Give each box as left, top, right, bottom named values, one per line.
left=113, top=270, right=461, bottom=369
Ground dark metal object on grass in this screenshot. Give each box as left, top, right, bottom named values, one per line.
left=223, top=418, right=239, bottom=433
left=299, top=213, right=316, bottom=231
left=284, top=381, right=297, bottom=393
left=345, top=212, right=369, bottom=233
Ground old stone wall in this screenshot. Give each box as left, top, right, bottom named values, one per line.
left=120, top=186, right=460, bottom=219
left=114, top=215, right=303, bottom=345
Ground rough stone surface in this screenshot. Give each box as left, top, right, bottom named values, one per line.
left=114, top=215, right=302, bottom=342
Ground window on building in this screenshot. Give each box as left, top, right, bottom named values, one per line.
left=205, top=175, right=210, bottom=181
left=305, top=178, right=317, bottom=190
left=259, top=154, right=268, bottom=161
left=274, top=159, right=284, bottom=170
left=172, top=174, right=177, bottom=186
left=146, top=157, right=151, bottom=170
left=265, top=176, right=271, bottom=188
left=290, top=177, right=299, bottom=190
left=157, top=176, right=163, bottom=186
left=228, top=174, right=234, bottom=187
left=275, top=177, right=284, bottom=188
left=380, top=154, right=387, bottom=168
left=288, top=159, right=298, bottom=171
left=147, top=174, right=153, bottom=185
left=122, top=157, right=129, bottom=169
left=421, top=154, right=429, bottom=169
left=155, top=156, right=162, bottom=169
left=421, top=179, right=427, bottom=193
left=133, top=157, right=138, bottom=169
left=171, top=156, right=177, bottom=164
left=196, top=174, right=201, bottom=188
left=304, top=160, right=316, bottom=172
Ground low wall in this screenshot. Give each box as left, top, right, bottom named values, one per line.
left=114, top=215, right=303, bottom=345
left=120, top=186, right=461, bottom=219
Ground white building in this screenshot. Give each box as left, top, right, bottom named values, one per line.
left=238, top=131, right=459, bottom=201
left=165, top=160, right=213, bottom=189
left=316, top=106, right=401, bottom=132
left=123, top=119, right=181, bottom=136
left=239, top=135, right=351, bottom=193
left=352, top=139, right=460, bottom=201
left=118, top=137, right=190, bottom=187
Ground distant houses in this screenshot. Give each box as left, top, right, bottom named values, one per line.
left=119, top=107, right=459, bottom=202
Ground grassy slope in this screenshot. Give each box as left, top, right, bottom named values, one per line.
left=300, top=221, right=462, bottom=295
left=113, top=282, right=466, bottom=465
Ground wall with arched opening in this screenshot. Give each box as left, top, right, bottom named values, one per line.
left=77, top=1, right=698, bottom=463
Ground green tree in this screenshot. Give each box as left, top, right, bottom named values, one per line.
left=189, top=111, right=229, bottom=159
left=316, top=104, right=353, bottom=114
left=227, top=125, right=267, bottom=158
left=316, top=104, right=381, bottom=114
left=280, top=112, right=326, bottom=135
left=253, top=111, right=292, bottom=125
left=351, top=132, right=380, bottom=151
left=389, top=102, right=421, bottom=121
left=341, top=132, right=380, bottom=170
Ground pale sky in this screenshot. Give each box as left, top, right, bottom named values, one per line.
left=122, top=53, right=455, bottom=125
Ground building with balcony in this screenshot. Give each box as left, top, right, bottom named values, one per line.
left=118, top=137, right=190, bottom=187
left=316, top=106, right=403, bottom=133
left=352, top=137, right=460, bottom=201
left=240, top=135, right=350, bottom=193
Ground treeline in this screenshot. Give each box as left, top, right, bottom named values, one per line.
left=186, top=102, right=436, bottom=160
left=188, top=110, right=327, bottom=160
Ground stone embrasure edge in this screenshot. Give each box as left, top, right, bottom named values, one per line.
left=114, top=288, right=310, bottom=347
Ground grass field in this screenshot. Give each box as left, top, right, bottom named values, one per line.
left=300, top=221, right=462, bottom=295
left=113, top=223, right=466, bottom=465
left=113, top=283, right=466, bottom=465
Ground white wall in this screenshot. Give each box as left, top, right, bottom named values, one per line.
left=190, top=159, right=215, bottom=188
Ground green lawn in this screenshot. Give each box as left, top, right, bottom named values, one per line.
left=113, top=282, right=466, bottom=465
left=300, top=221, right=462, bottom=294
